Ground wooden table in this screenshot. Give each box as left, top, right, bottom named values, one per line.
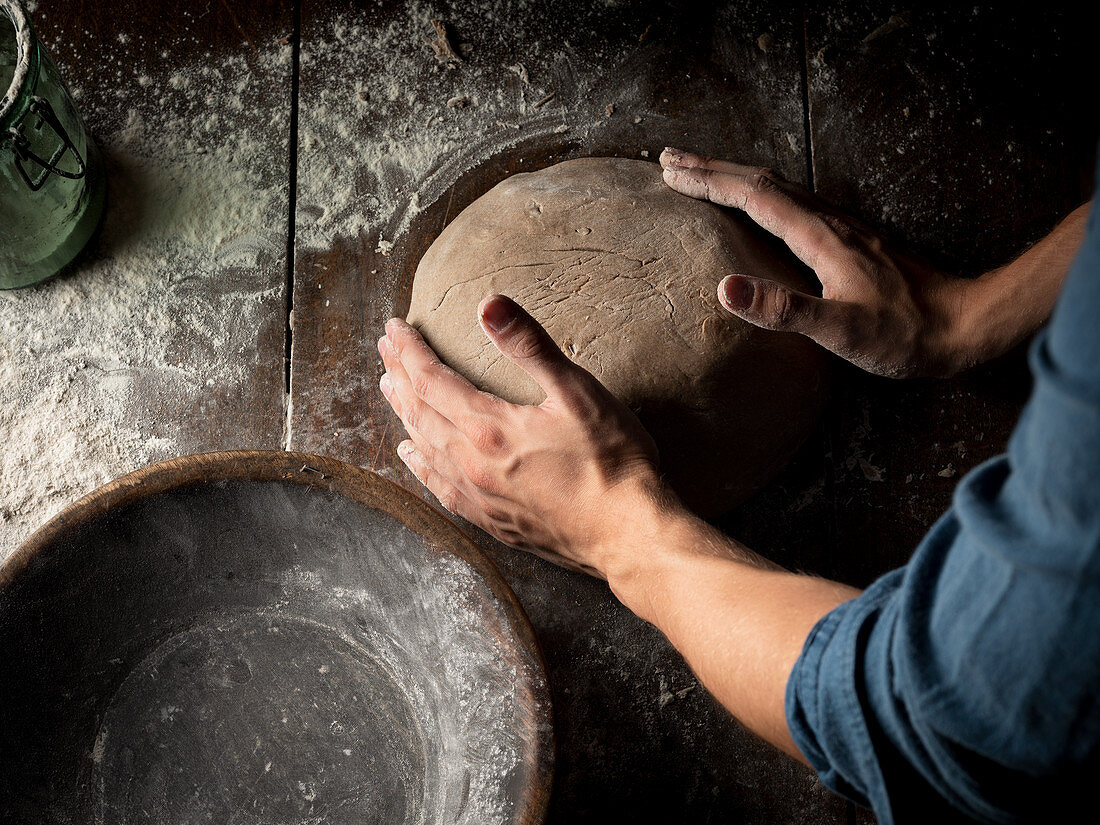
left=1, top=2, right=1093, bottom=822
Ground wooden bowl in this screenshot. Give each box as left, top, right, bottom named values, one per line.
left=0, top=451, right=552, bottom=824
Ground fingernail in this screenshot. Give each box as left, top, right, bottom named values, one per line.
left=721, top=276, right=755, bottom=311
left=379, top=373, right=392, bottom=396
left=480, top=295, right=517, bottom=333
left=397, top=441, right=413, bottom=461
left=663, top=146, right=685, bottom=162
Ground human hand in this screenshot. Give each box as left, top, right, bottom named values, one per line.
left=378, top=294, right=668, bottom=578
left=659, top=147, right=972, bottom=378
left=380, top=299, right=861, bottom=767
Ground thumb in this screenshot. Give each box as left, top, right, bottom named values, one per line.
left=718, top=274, right=853, bottom=345
left=478, top=294, right=588, bottom=403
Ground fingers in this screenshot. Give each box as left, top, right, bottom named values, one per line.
left=396, top=439, right=477, bottom=519
left=398, top=438, right=602, bottom=575
left=478, top=294, right=596, bottom=407
left=379, top=336, right=464, bottom=451
left=398, top=437, right=500, bottom=540
left=660, top=147, right=816, bottom=206
left=659, top=149, right=866, bottom=280
left=659, top=147, right=762, bottom=178
left=384, top=318, right=499, bottom=426
left=664, top=164, right=849, bottom=274
left=661, top=147, right=877, bottom=236
left=718, top=274, right=860, bottom=357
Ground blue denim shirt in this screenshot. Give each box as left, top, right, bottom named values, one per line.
left=786, top=181, right=1100, bottom=823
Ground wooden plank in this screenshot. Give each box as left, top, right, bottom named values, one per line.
left=806, top=4, right=1095, bottom=589
left=291, top=1, right=846, bottom=821
left=0, top=0, right=294, bottom=554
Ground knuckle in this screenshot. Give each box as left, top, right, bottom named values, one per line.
left=863, top=232, right=886, bottom=256
left=402, top=402, right=423, bottom=434
left=742, top=174, right=782, bottom=216
left=437, top=488, right=462, bottom=514
left=430, top=358, right=457, bottom=378
left=767, top=288, right=799, bottom=328
left=510, top=327, right=550, bottom=361
left=466, top=421, right=505, bottom=453
left=492, top=527, right=522, bottom=549
left=410, top=371, right=435, bottom=400
left=690, top=165, right=716, bottom=192
left=409, top=440, right=435, bottom=467
left=747, top=171, right=777, bottom=193
left=482, top=503, right=510, bottom=524
left=460, top=458, right=496, bottom=492
left=754, top=166, right=784, bottom=183
left=820, top=213, right=855, bottom=244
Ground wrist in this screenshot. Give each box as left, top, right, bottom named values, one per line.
left=593, top=479, right=759, bottom=623
left=589, top=477, right=692, bottom=605
left=941, top=203, right=1088, bottom=376
left=923, top=275, right=988, bottom=377
left=940, top=267, right=1028, bottom=375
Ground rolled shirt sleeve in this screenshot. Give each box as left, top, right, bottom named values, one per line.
left=786, top=191, right=1100, bottom=824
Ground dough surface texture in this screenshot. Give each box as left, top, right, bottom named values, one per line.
left=407, top=157, right=827, bottom=515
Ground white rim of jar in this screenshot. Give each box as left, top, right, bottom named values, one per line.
left=0, top=0, right=33, bottom=126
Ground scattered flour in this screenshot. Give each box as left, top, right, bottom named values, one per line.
left=293, top=0, right=617, bottom=252
left=275, top=525, right=546, bottom=825
left=3, top=0, right=669, bottom=551
left=0, top=18, right=292, bottom=554
left=288, top=0, right=663, bottom=455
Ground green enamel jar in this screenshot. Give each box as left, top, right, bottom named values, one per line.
left=1, top=0, right=105, bottom=289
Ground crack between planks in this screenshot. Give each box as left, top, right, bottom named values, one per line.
left=282, top=0, right=303, bottom=451
left=799, top=3, right=817, bottom=193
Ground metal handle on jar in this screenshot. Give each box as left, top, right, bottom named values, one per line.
left=8, top=95, right=86, bottom=191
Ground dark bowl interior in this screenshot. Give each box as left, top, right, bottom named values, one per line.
left=0, top=452, right=551, bottom=825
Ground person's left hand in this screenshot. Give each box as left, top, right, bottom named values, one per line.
left=378, top=294, right=668, bottom=578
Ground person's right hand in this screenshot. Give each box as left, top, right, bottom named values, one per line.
left=378, top=295, right=668, bottom=579
left=659, top=148, right=972, bottom=378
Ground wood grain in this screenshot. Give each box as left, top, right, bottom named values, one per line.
left=39, top=0, right=294, bottom=451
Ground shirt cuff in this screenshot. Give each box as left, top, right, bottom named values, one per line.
left=785, top=569, right=905, bottom=822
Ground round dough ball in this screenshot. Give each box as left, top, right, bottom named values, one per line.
left=407, top=158, right=827, bottom=516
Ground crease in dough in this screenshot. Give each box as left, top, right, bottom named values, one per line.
left=407, top=157, right=828, bottom=516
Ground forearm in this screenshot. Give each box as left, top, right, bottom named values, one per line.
left=946, top=201, right=1090, bottom=372
left=601, top=488, right=861, bottom=760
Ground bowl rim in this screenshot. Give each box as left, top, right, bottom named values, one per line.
left=3, top=449, right=554, bottom=825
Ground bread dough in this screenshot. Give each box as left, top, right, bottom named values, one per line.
left=407, top=158, right=827, bottom=515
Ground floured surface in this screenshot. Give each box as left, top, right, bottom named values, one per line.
left=409, top=158, right=828, bottom=514
left=0, top=9, right=292, bottom=555
left=287, top=0, right=808, bottom=459
left=293, top=0, right=664, bottom=255
left=94, top=615, right=429, bottom=824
